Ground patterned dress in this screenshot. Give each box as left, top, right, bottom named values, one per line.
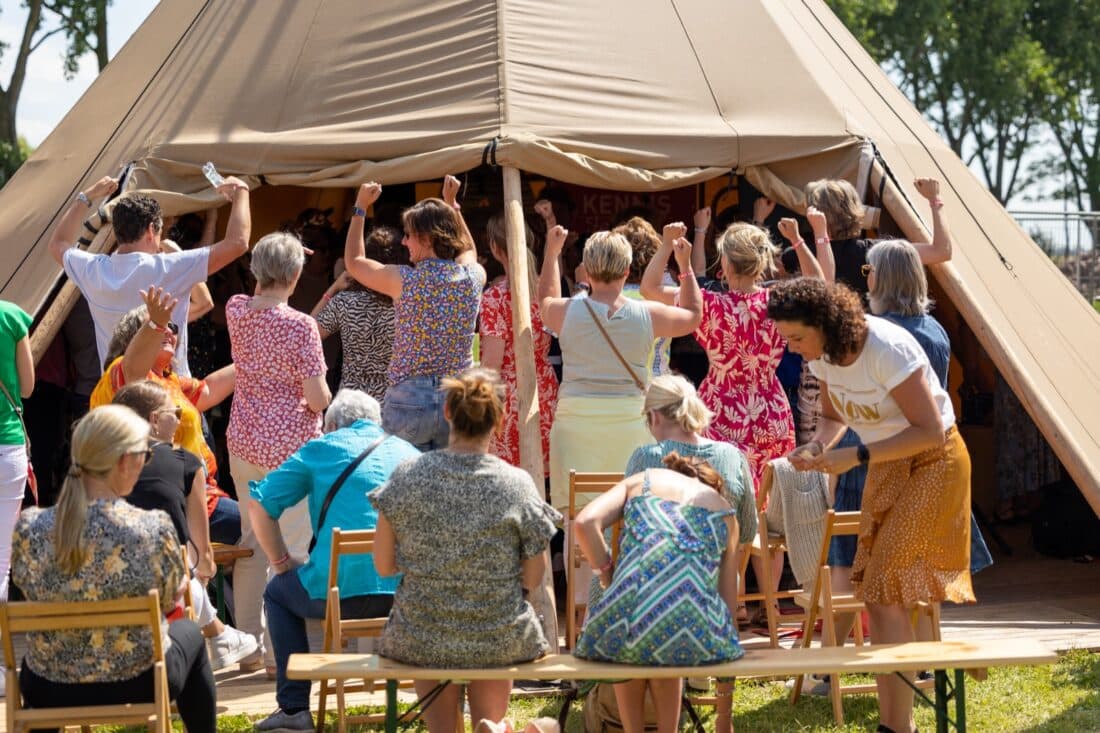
left=574, top=471, right=744, bottom=666
left=478, top=279, right=558, bottom=471
left=695, top=288, right=795, bottom=490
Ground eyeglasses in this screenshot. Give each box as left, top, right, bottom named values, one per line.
left=156, top=406, right=183, bottom=420
left=127, top=448, right=154, bottom=465
left=165, top=322, right=180, bottom=336
left=861, top=263, right=874, bottom=277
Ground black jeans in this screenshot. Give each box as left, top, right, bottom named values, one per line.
left=19, top=619, right=216, bottom=733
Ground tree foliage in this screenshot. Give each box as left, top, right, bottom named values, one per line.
left=828, top=0, right=1055, bottom=205
left=0, top=0, right=111, bottom=185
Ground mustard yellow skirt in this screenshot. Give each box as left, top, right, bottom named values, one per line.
left=852, top=427, right=976, bottom=607
left=548, top=394, right=649, bottom=512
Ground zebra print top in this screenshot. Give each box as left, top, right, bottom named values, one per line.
left=315, top=289, right=394, bottom=400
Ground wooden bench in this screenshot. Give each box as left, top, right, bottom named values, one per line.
left=288, top=639, right=1055, bottom=733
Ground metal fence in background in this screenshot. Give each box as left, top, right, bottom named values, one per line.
left=1009, top=210, right=1100, bottom=304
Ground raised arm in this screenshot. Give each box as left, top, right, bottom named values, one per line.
left=647, top=236, right=703, bottom=338
left=441, top=174, right=479, bottom=266
left=344, top=182, right=403, bottom=299
left=538, top=224, right=569, bottom=333
left=47, top=176, right=118, bottom=266
left=911, top=178, right=953, bottom=264
left=640, top=222, right=686, bottom=305
left=205, top=177, right=252, bottom=276
left=121, top=287, right=179, bottom=385
left=778, top=215, right=829, bottom=283
left=691, top=207, right=711, bottom=274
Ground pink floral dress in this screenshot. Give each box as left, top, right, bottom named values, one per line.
left=478, top=279, right=558, bottom=473
left=694, top=288, right=794, bottom=491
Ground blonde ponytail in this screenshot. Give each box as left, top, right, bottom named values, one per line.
left=54, top=405, right=150, bottom=574
left=644, top=374, right=714, bottom=435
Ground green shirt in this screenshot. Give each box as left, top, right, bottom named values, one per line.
left=0, top=301, right=31, bottom=446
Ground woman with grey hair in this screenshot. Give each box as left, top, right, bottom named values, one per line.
left=866, top=239, right=993, bottom=578
left=226, top=230, right=331, bottom=675
left=323, top=388, right=382, bottom=432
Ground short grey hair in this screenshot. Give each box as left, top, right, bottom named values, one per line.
left=323, top=389, right=381, bottom=432
left=250, top=231, right=305, bottom=288
left=867, top=239, right=932, bottom=317
left=104, top=305, right=149, bottom=370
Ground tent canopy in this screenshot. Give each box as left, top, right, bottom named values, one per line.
left=1, top=0, right=1097, bottom=508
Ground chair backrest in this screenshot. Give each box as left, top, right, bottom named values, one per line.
left=0, top=589, right=165, bottom=669
left=0, top=590, right=169, bottom=731
left=803, top=509, right=862, bottom=614
left=326, top=527, right=378, bottom=591
left=324, top=528, right=387, bottom=651
left=568, top=471, right=624, bottom=522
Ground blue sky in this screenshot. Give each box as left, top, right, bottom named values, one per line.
left=0, top=0, right=157, bottom=146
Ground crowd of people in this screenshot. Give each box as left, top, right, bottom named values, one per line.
left=0, top=168, right=987, bottom=733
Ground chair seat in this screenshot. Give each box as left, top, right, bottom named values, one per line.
left=793, top=590, right=864, bottom=612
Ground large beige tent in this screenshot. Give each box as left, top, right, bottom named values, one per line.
left=1, top=0, right=1098, bottom=509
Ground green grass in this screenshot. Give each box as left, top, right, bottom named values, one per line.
left=94, top=650, right=1100, bottom=732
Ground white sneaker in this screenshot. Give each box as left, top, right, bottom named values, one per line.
left=255, top=708, right=313, bottom=731
left=208, top=626, right=259, bottom=671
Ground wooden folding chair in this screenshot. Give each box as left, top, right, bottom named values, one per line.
left=0, top=590, right=171, bottom=733
left=789, top=510, right=939, bottom=724
left=315, top=528, right=417, bottom=733
left=564, top=471, right=623, bottom=650
left=737, top=462, right=806, bottom=647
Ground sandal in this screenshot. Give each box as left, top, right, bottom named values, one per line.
left=736, top=604, right=750, bottom=629
left=751, top=604, right=779, bottom=627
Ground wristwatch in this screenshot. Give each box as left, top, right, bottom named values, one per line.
left=351, top=206, right=367, bottom=218
left=76, top=192, right=92, bottom=208
left=856, top=444, right=871, bottom=465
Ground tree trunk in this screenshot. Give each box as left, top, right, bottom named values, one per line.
left=94, top=0, right=108, bottom=71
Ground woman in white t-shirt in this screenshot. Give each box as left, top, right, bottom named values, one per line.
left=766, top=277, right=974, bottom=733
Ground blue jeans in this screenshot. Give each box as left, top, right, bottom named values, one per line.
left=382, top=375, right=450, bottom=451
left=264, top=570, right=392, bottom=711
left=828, top=429, right=868, bottom=567
left=208, top=496, right=241, bottom=546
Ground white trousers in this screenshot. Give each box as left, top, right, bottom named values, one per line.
left=229, top=454, right=311, bottom=666
left=0, top=445, right=27, bottom=602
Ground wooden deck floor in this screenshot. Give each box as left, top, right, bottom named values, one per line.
left=3, top=523, right=1097, bottom=728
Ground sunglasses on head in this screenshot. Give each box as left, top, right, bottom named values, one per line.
left=157, top=406, right=183, bottom=420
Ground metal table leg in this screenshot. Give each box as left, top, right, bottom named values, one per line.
left=385, top=679, right=398, bottom=733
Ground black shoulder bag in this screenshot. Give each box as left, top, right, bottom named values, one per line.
left=308, top=435, right=387, bottom=553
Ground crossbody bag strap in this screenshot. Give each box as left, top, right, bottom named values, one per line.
left=581, top=298, right=646, bottom=392
left=309, top=434, right=387, bottom=553
left=0, top=379, right=30, bottom=454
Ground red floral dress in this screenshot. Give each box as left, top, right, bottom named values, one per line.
left=695, top=288, right=795, bottom=491
left=478, top=279, right=558, bottom=473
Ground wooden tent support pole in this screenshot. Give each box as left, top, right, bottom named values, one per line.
left=871, top=163, right=1100, bottom=508
left=29, top=223, right=116, bottom=363
left=501, top=167, right=544, bottom=482
left=501, top=166, right=559, bottom=649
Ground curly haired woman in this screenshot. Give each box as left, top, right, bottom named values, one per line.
left=768, top=277, right=974, bottom=733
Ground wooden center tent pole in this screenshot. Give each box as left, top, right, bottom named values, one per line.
left=501, top=166, right=559, bottom=648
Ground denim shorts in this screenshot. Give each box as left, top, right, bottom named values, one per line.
left=382, top=376, right=450, bottom=452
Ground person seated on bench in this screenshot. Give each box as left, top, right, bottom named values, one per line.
left=11, top=405, right=216, bottom=732
left=573, top=454, right=744, bottom=733
left=370, top=368, right=561, bottom=733
left=770, top=278, right=974, bottom=733
left=110, top=379, right=259, bottom=671
left=625, top=373, right=756, bottom=625
left=247, top=388, right=420, bottom=733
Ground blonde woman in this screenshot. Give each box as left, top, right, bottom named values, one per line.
left=642, top=222, right=824, bottom=489
left=539, top=226, right=702, bottom=514
left=11, top=405, right=215, bottom=731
